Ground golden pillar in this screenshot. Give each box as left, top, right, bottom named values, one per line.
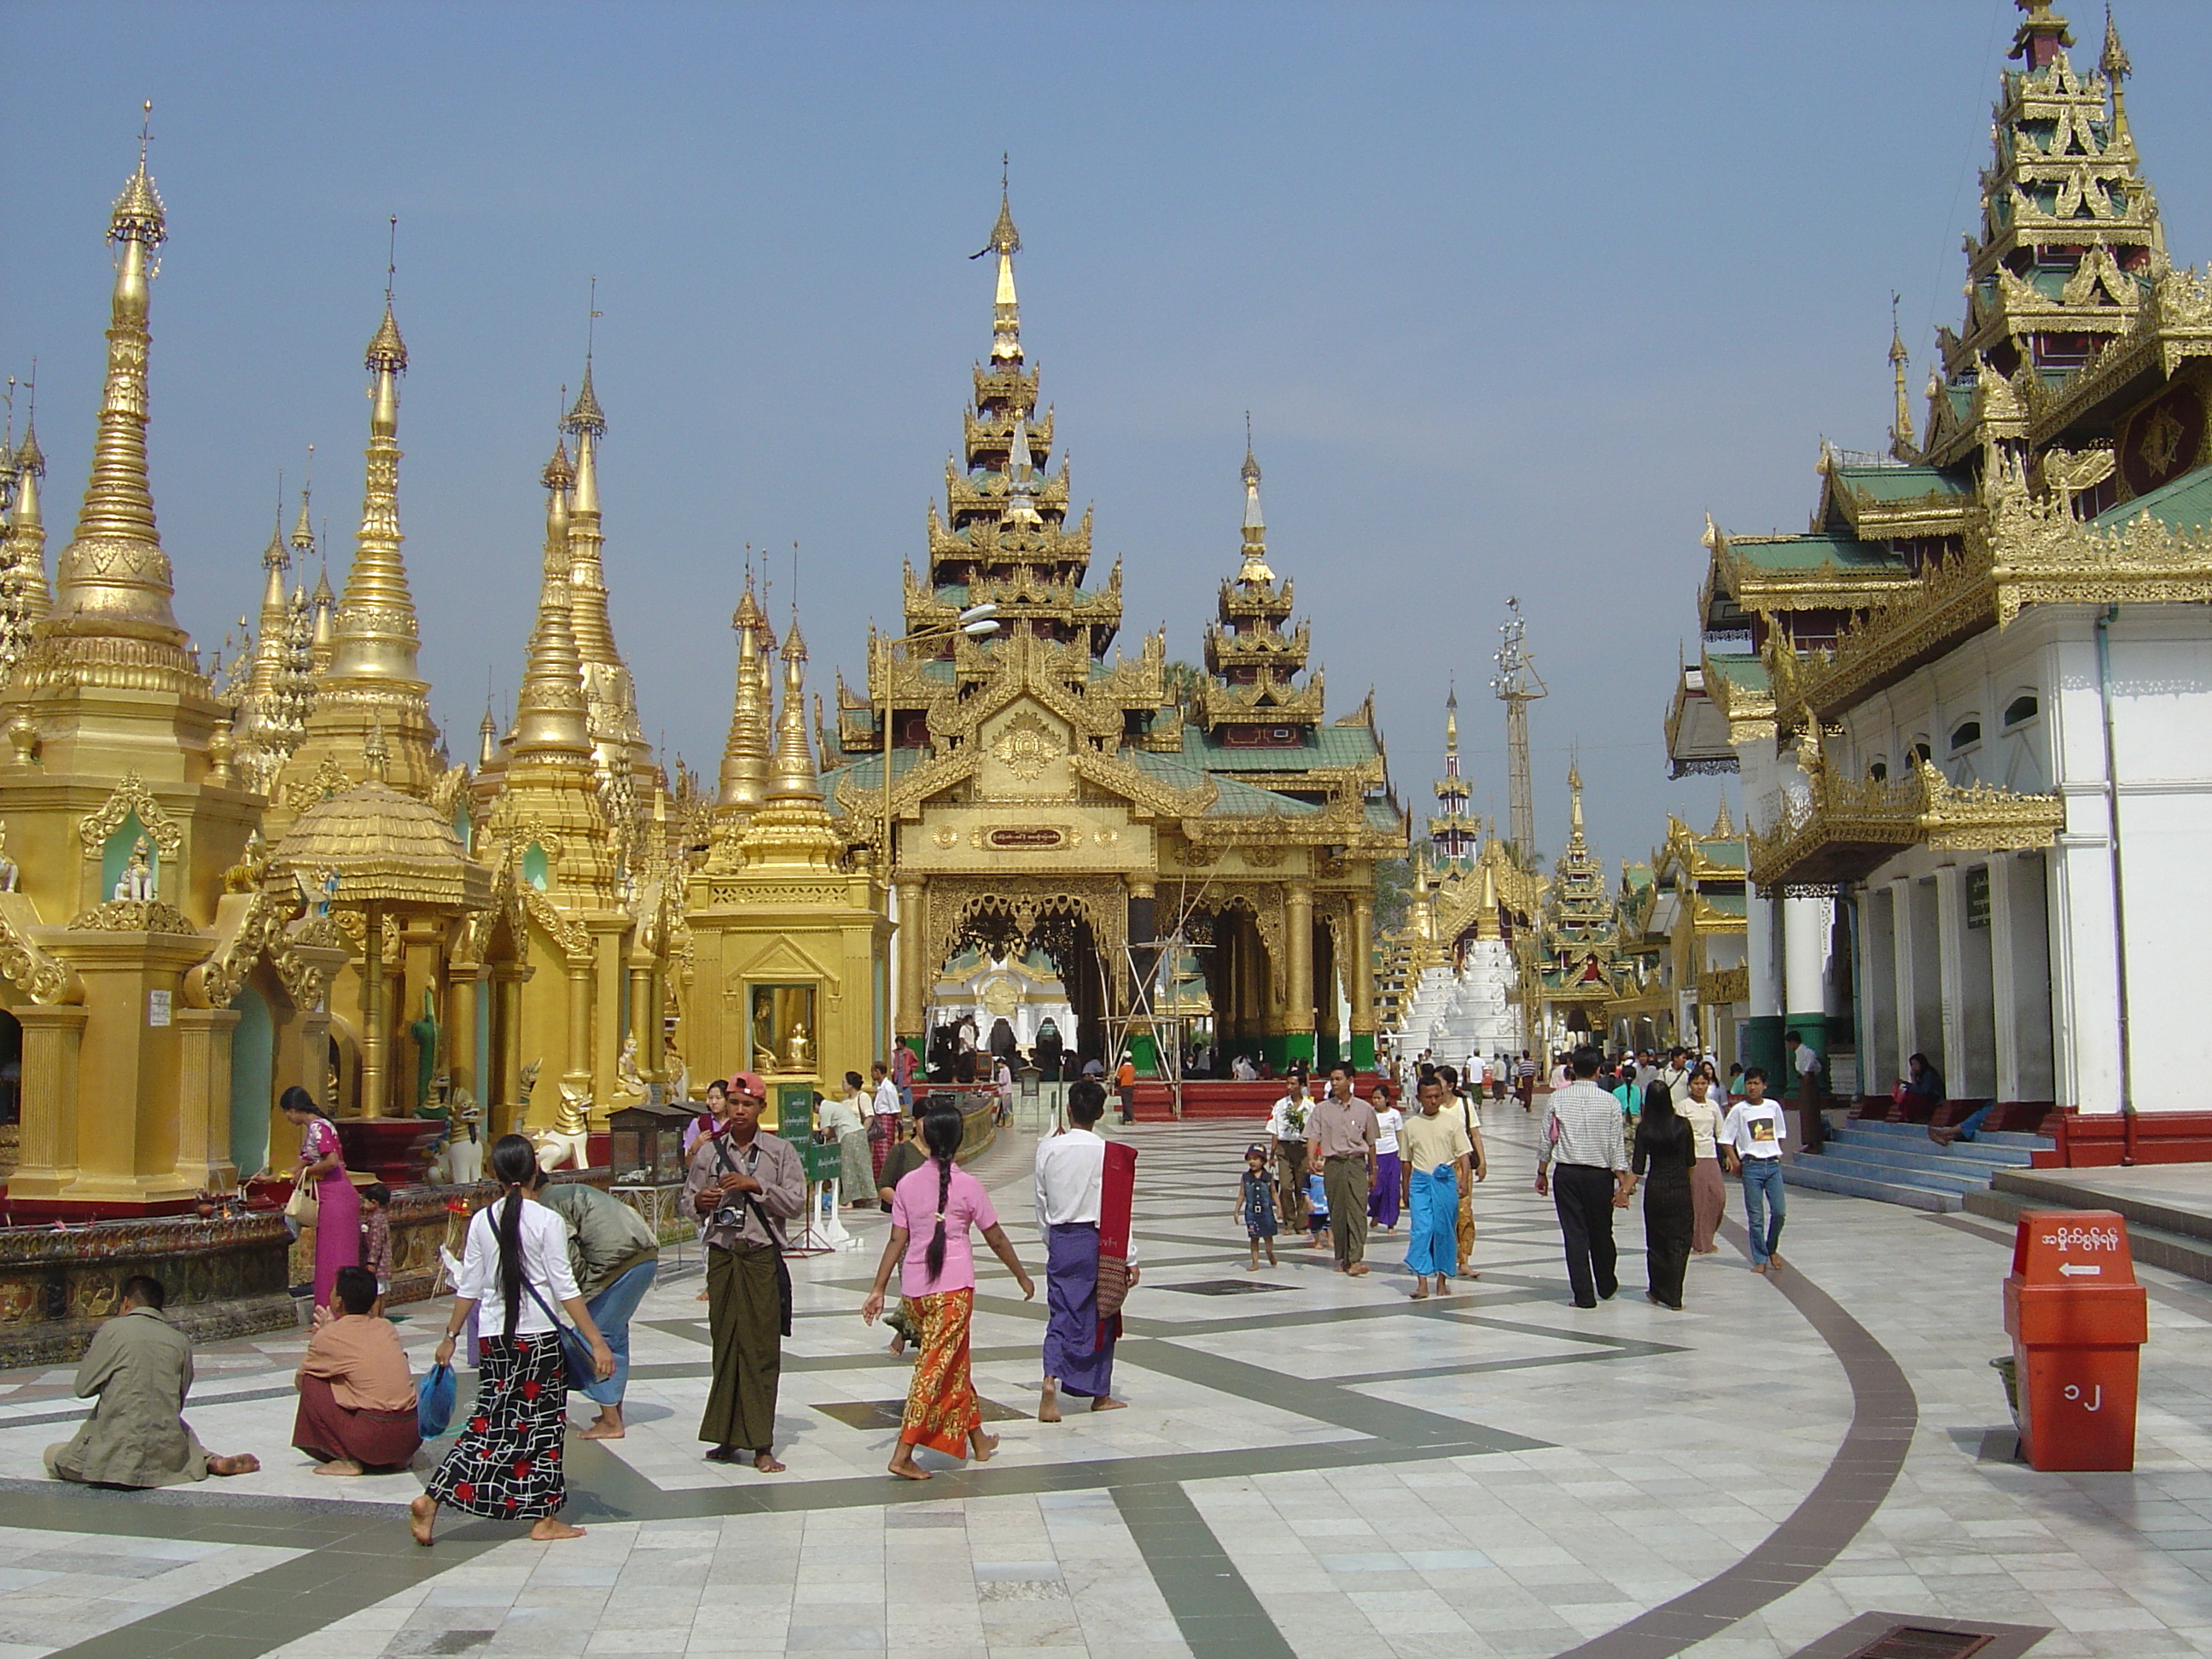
left=590, top=919, right=626, bottom=1112
left=446, top=964, right=480, bottom=1107
left=894, top=875, right=926, bottom=1045
left=564, top=963, right=594, bottom=1092
left=627, top=958, right=653, bottom=1083
left=1284, top=882, right=1315, bottom=1063
left=9, top=1005, right=89, bottom=1197
left=172, top=1005, right=242, bottom=1191
left=359, top=904, right=387, bottom=1118
left=490, top=963, right=524, bottom=1134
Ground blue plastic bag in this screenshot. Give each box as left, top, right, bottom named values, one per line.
left=416, top=1362, right=456, bottom=1440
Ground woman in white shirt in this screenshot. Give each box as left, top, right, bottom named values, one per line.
left=412, top=1135, right=614, bottom=1547
left=821, top=1075, right=875, bottom=1206
left=1367, top=1081, right=1406, bottom=1231
left=1679, top=1072, right=1727, bottom=1256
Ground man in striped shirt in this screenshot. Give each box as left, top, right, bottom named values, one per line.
left=1534, top=1046, right=1633, bottom=1309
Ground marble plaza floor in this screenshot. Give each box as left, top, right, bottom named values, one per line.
left=0, top=1103, right=2203, bottom=1659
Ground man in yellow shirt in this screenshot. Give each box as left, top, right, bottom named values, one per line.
left=1398, top=1075, right=1474, bottom=1300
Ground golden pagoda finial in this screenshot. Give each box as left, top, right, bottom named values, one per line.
left=1236, top=419, right=1275, bottom=585
left=718, top=568, right=772, bottom=813
left=1567, top=761, right=1586, bottom=842
left=1710, top=795, right=1736, bottom=840
left=562, top=290, right=629, bottom=702
left=2102, top=4, right=2133, bottom=142
left=52, top=105, right=193, bottom=674
left=326, top=239, right=425, bottom=698
left=478, top=706, right=498, bottom=767
left=1444, top=684, right=1458, bottom=752
left=1887, top=293, right=1917, bottom=461
left=1475, top=859, right=1501, bottom=940
left=511, top=434, right=591, bottom=757
left=765, top=605, right=821, bottom=804
left=364, top=711, right=389, bottom=782
left=975, top=159, right=1022, bottom=364
left=290, top=445, right=316, bottom=561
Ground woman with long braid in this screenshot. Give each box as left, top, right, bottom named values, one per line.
left=862, top=1108, right=1033, bottom=1481
left=410, top=1135, right=614, bottom=1545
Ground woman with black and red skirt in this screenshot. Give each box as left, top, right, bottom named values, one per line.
left=410, top=1135, right=614, bottom=1545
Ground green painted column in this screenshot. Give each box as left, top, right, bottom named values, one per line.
left=1742, top=1015, right=1785, bottom=1083
left=1128, top=1031, right=1161, bottom=1075
left=1350, top=1032, right=1377, bottom=1072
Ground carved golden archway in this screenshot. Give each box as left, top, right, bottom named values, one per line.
left=922, top=875, right=1127, bottom=984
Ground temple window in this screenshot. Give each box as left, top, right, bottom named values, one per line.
left=2004, top=694, right=2040, bottom=728
left=1949, top=719, right=1982, bottom=754
left=523, top=843, right=550, bottom=890
left=1868, top=759, right=1889, bottom=783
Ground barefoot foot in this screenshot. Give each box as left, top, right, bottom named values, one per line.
left=753, top=1449, right=786, bottom=1474
left=1089, top=1395, right=1126, bottom=1412
left=311, top=1458, right=364, bottom=1477
left=579, top=1421, right=626, bottom=1441
left=1038, top=1377, right=1062, bottom=1423
left=888, top=1452, right=931, bottom=1481
left=969, top=1430, right=999, bottom=1463
left=409, top=1494, right=436, bottom=1546
left=207, top=1453, right=259, bottom=1476
left=528, top=1517, right=586, bottom=1541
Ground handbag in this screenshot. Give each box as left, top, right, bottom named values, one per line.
left=284, top=1179, right=318, bottom=1226
left=1096, top=1257, right=1132, bottom=1321
left=523, top=1278, right=601, bottom=1390
left=416, top=1361, right=457, bottom=1438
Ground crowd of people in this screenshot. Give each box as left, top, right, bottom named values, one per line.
left=37, top=1031, right=1815, bottom=1534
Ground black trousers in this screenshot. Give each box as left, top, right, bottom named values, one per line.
left=1551, top=1164, right=1619, bottom=1307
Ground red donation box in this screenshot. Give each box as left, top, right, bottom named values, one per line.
left=2003, top=1210, right=2149, bottom=1471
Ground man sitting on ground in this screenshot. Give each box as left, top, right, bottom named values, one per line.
left=294, top=1264, right=422, bottom=1475
left=47, top=1274, right=259, bottom=1487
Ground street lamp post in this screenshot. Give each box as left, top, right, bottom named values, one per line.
left=880, top=603, right=999, bottom=1063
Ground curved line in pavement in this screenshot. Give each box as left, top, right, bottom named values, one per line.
left=1556, top=1217, right=1920, bottom=1659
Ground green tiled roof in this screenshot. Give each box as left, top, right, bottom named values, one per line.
left=1364, top=799, right=1405, bottom=835
left=2094, top=463, right=2212, bottom=535
left=820, top=748, right=928, bottom=811
left=1180, top=725, right=1381, bottom=773
left=1700, top=890, right=1748, bottom=917
left=1725, top=531, right=1899, bottom=571
left=1703, top=652, right=1770, bottom=694
left=1699, top=841, right=1747, bottom=870
left=1831, top=465, right=1972, bottom=504
left=1125, top=747, right=1319, bottom=816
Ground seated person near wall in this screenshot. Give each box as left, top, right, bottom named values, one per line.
left=294, top=1265, right=422, bottom=1476
left=46, top=1275, right=260, bottom=1487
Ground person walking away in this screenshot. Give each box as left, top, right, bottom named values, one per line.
left=531, top=1167, right=661, bottom=1440
left=1534, top=1047, right=1632, bottom=1308
left=413, top=1135, right=615, bottom=1545
left=1784, top=1031, right=1826, bottom=1153
left=869, top=1062, right=902, bottom=1183
left=686, top=1072, right=806, bottom=1470
left=994, top=1057, right=1016, bottom=1126
left=1266, top=1068, right=1314, bottom=1246
left=1368, top=1081, right=1405, bottom=1231
left=1234, top=1144, right=1279, bottom=1270
left=46, top=1275, right=259, bottom=1486
left=821, top=1074, right=875, bottom=1207
left=1034, top=1080, right=1138, bottom=1419
left=1721, top=1068, right=1789, bottom=1275
left=1400, top=1075, right=1473, bottom=1300
left=1625, top=1083, right=1695, bottom=1310
left=863, top=1109, right=1035, bottom=1479
left=1435, top=1065, right=1489, bottom=1277
left=1679, top=1069, right=1727, bottom=1255
left=892, top=1043, right=917, bottom=1109
left=1516, top=1051, right=1537, bottom=1112
left=294, top=1265, right=420, bottom=1474
left=281, top=1086, right=360, bottom=1313
left=1312, top=1064, right=1379, bottom=1276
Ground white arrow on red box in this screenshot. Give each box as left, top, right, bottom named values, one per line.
left=2058, top=1262, right=2102, bottom=1277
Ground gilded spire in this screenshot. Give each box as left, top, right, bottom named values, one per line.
left=1444, top=687, right=1458, bottom=754
left=562, top=352, right=637, bottom=754
left=1237, top=421, right=1275, bottom=585
left=1004, top=412, right=1041, bottom=527
left=1710, top=795, right=1736, bottom=840
left=764, top=612, right=821, bottom=803
left=1474, top=859, right=1502, bottom=941
left=3, top=407, right=52, bottom=638
left=511, top=438, right=591, bottom=756
left=981, top=160, right=1022, bottom=365
left=1887, top=294, right=1916, bottom=462
left=1568, top=762, right=1586, bottom=842
left=324, top=287, right=425, bottom=692
left=49, top=106, right=192, bottom=676
left=717, top=573, right=772, bottom=814
left=289, top=452, right=316, bottom=562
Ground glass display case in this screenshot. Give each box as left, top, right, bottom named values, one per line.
left=607, top=1100, right=693, bottom=1186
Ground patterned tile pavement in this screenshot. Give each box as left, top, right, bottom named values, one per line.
left=0, top=1098, right=2203, bottom=1657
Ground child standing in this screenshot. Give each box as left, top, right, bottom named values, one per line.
left=1233, top=1144, right=1278, bottom=1270
left=1368, top=1083, right=1405, bottom=1231
left=360, top=1183, right=393, bottom=1301
left=1305, top=1169, right=1329, bottom=1248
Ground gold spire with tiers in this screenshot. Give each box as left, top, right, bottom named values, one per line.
left=562, top=362, right=647, bottom=778
left=0, top=412, right=50, bottom=673
left=715, top=573, right=772, bottom=819
left=1197, top=434, right=1323, bottom=739
left=32, top=119, right=198, bottom=691
left=1427, top=689, right=1480, bottom=862
left=269, top=283, right=441, bottom=823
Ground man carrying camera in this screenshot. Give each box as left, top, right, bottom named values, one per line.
left=684, top=1072, right=806, bottom=1472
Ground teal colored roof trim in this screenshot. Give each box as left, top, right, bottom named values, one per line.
left=2093, top=463, right=2212, bottom=535
left=1703, top=652, right=1770, bottom=694
left=1125, top=747, right=1320, bottom=816
left=1180, top=725, right=1381, bottom=773
left=1725, top=531, right=1899, bottom=572
left=1832, top=465, right=1972, bottom=504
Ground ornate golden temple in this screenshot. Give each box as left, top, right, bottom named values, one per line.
left=822, top=185, right=1406, bottom=1073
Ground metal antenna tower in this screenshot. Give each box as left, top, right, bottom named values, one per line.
left=1489, top=597, right=1547, bottom=868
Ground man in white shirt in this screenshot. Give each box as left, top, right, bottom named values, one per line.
left=870, top=1061, right=901, bottom=1120
left=1534, top=1047, right=1632, bottom=1308
left=1034, top=1080, right=1136, bottom=1418
left=1784, top=1032, right=1826, bottom=1152
left=1265, top=1067, right=1315, bottom=1246
left=1720, top=1067, right=1790, bottom=1275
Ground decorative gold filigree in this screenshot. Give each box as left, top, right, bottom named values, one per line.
left=73, top=771, right=183, bottom=857
left=67, top=899, right=197, bottom=934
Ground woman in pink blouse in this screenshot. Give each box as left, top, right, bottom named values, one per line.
left=861, top=1109, right=1033, bottom=1480
left=282, top=1086, right=361, bottom=1312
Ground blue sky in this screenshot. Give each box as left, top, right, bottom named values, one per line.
left=6, top=1, right=2210, bottom=864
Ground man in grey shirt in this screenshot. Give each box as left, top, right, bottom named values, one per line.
left=1535, top=1046, right=1633, bottom=1308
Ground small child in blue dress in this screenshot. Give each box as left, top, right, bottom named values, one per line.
left=1305, top=1169, right=1330, bottom=1247
left=1232, top=1144, right=1278, bottom=1270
